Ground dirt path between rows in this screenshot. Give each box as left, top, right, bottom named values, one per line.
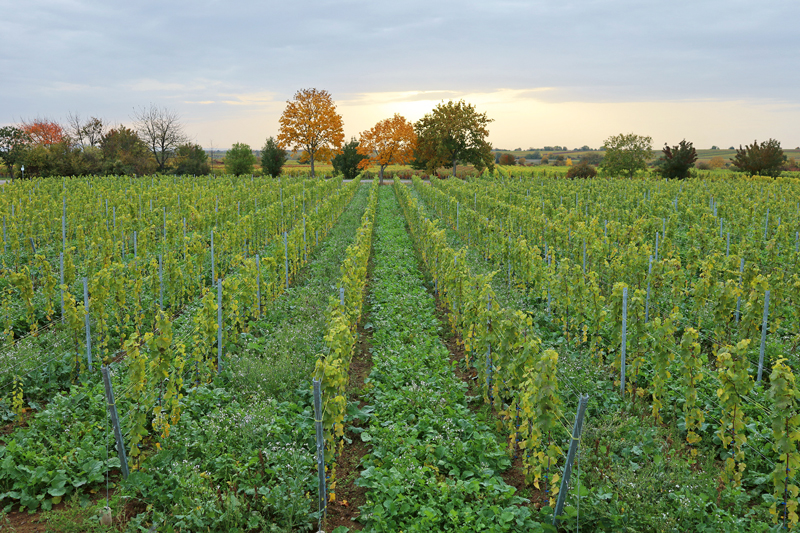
left=323, top=250, right=375, bottom=532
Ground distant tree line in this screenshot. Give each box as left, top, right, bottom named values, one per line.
left=498, top=136, right=791, bottom=179
left=0, top=91, right=497, bottom=181
left=494, top=134, right=790, bottom=180
left=591, top=134, right=787, bottom=179
left=1, top=97, right=791, bottom=181
left=494, top=145, right=600, bottom=152
left=0, top=107, right=210, bottom=179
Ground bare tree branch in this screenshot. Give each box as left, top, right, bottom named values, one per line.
left=66, top=113, right=106, bottom=150
left=84, top=117, right=105, bottom=148
left=66, top=112, right=86, bottom=149
left=132, top=104, right=188, bottom=172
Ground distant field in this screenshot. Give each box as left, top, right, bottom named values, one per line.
left=492, top=148, right=800, bottom=164
left=211, top=159, right=414, bottom=175
left=193, top=148, right=800, bottom=177
left=695, top=148, right=800, bottom=164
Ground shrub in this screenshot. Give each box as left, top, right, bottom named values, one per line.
left=331, top=138, right=366, bottom=180
left=709, top=156, right=726, bottom=169
left=498, top=153, right=516, bottom=165
left=260, top=136, right=287, bottom=178
left=566, top=161, right=597, bottom=179
left=657, top=140, right=697, bottom=180
left=173, top=143, right=210, bottom=175
left=732, top=139, right=785, bottom=177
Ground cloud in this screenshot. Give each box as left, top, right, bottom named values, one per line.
left=218, top=92, right=282, bottom=110
left=334, top=87, right=800, bottom=151
left=1, top=0, right=799, bottom=147
left=129, top=79, right=191, bottom=92
left=43, top=81, right=100, bottom=93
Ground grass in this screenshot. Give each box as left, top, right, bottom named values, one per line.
left=40, top=493, right=129, bottom=533
left=229, top=182, right=371, bottom=400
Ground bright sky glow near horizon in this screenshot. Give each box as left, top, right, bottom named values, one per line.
left=2, top=0, right=799, bottom=151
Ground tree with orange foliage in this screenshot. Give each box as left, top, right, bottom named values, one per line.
left=357, top=114, right=416, bottom=184
left=278, top=88, right=344, bottom=178
left=21, top=119, right=65, bottom=146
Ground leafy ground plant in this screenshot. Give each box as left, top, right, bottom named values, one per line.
left=347, top=188, right=543, bottom=532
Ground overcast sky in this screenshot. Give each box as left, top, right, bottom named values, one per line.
left=2, top=0, right=799, bottom=150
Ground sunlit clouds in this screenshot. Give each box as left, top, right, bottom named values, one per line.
left=2, top=0, right=799, bottom=149
left=179, top=88, right=800, bottom=151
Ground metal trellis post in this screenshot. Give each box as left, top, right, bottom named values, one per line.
left=756, top=290, right=770, bottom=383
left=620, top=287, right=628, bottom=394
left=217, top=280, right=223, bottom=373
left=553, top=394, right=589, bottom=528
left=84, top=277, right=92, bottom=371
left=100, top=366, right=130, bottom=479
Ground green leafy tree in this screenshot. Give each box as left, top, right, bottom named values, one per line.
left=19, top=143, right=53, bottom=177
left=261, top=136, right=287, bottom=178
left=0, top=126, right=30, bottom=179
left=172, top=143, right=210, bottom=175
left=224, top=142, right=256, bottom=175
left=409, top=145, right=429, bottom=171
left=22, top=141, right=98, bottom=177
left=656, top=139, right=697, bottom=180
left=100, top=126, right=156, bottom=176
left=732, top=139, right=785, bottom=177
left=414, top=100, right=494, bottom=177
left=332, top=138, right=366, bottom=180
left=601, top=133, right=653, bottom=178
